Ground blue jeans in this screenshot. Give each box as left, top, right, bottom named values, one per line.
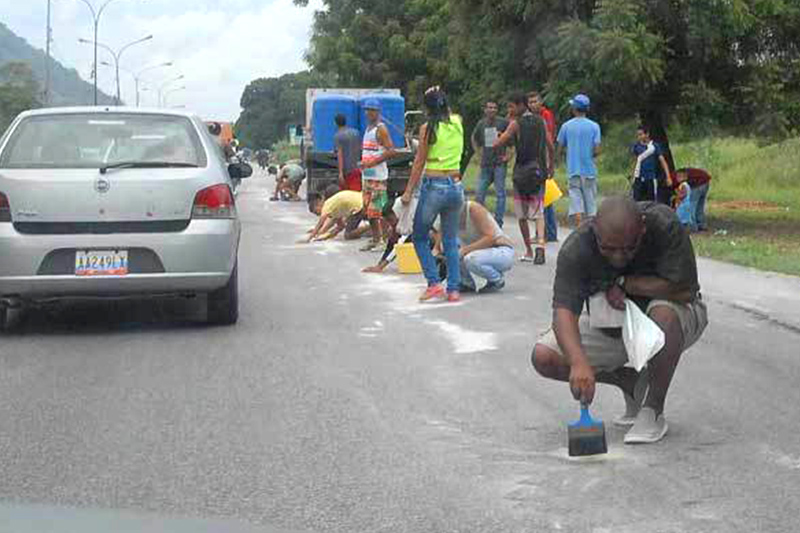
left=544, top=205, right=558, bottom=241
left=461, top=246, right=514, bottom=289
left=476, top=166, right=507, bottom=227
left=413, top=177, right=465, bottom=292
left=690, top=182, right=709, bottom=230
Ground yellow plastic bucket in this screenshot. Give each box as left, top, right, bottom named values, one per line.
left=396, top=242, right=423, bottom=274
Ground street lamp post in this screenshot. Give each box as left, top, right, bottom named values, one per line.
left=80, top=34, right=153, bottom=105
left=157, top=75, right=184, bottom=107
left=163, top=86, right=186, bottom=107
left=102, top=60, right=171, bottom=106
left=71, top=0, right=140, bottom=105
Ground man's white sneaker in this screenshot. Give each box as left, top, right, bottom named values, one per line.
left=624, top=407, right=668, bottom=444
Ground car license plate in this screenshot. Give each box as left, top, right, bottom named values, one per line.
left=75, top=250, right=129, bottom=276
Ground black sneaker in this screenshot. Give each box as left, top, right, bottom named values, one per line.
left=534, top=247, right=546, bottom=265
left=479, top=279, right=505, bottom=294
left=459, top=282, right=477, bottom=294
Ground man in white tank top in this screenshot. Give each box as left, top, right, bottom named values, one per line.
left=360, top=99, right=397, bottom=251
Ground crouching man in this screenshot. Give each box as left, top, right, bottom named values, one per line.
left=532, top=196, right=707, bottom=444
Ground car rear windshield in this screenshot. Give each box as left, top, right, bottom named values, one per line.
left=0, top=113, right=207, bottom=169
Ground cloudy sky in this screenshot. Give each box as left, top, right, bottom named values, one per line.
left=3, top=0, right=321, bottom=120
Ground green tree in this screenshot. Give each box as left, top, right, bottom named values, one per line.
left=287, top=0, right=800, bottom=140
left=0, top=62, right=40, bottom=132
left=235, top=70, right=334, bottom=149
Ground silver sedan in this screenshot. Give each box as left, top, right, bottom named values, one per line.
left=0, top=107, right=251, bottom=328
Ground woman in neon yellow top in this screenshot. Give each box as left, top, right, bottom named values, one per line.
left=401, top=86, right=465, bottom=302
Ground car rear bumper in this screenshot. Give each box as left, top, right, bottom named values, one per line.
left=0, top=219, right=239, bottom=299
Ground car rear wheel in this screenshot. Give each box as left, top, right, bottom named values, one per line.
left=207, top=262, right=239, bottom=325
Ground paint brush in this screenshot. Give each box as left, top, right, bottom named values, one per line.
left=568, top=403, right=608, bottom=457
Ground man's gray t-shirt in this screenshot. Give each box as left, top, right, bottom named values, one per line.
left=282, top=163, right=306, bottom=184
left=334, top=127, right=362, bottom=174
left=472, top=118, right=509, bottom=168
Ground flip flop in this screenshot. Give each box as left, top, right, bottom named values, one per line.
left=519, top=255, right=534, bottom=263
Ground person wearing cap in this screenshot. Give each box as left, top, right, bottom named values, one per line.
left=360, top=99, right=397, bottom=252
left=556, top=94, right=602, bottom=227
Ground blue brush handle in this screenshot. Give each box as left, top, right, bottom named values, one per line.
left=579, top=403, right=595, bottom=425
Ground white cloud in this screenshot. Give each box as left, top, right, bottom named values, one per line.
left=2, top=0, right=321, bottom=121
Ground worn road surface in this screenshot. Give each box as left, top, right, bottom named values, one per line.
left=1, top=174, right=799, bottom=532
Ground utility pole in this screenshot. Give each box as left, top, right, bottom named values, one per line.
left=45, top=0, right=52, bottom=105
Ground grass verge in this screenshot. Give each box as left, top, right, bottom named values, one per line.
left=462, top=134, right=800, bottom=276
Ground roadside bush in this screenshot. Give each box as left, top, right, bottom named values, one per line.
left=271, top=140, right=301, bottom=165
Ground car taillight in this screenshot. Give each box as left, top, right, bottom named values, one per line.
left=0, top=193, right=10, bottom=222
left=192, top=184, right=236, bottom=219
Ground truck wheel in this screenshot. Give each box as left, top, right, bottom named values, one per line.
left=207, top=262, right=239, bottom=325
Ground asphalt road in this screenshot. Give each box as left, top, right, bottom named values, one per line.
left=1, top=174, right=799, bottom=533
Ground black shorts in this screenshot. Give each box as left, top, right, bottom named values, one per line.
left=632, top=179, right=659, bottom=202
left=345, top=211, right=365, bottom=233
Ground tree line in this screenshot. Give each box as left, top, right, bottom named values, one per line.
left=237, top=0, right=800, bottom=149
left=0, top=62, right=40, bottom=133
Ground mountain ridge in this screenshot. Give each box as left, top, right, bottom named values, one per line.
left=0, top=21, right=114, bottom=106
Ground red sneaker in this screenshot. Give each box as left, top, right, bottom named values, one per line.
left=419, top=284, right=445, bottom=302
left=447, top=291, right=461, bottom=303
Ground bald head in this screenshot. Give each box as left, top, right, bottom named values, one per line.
left=596, top=196, right=644, bottom=235
left=594, top=196, right=646, bottom=268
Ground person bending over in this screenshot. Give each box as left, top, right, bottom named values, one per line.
left=271, top=162, right=306, bottom=202
left=457, top=200, right=515, bottom=294
left=304, top=190, right=367, bottom=242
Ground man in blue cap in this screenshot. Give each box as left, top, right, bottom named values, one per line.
left=556, top=94, right=602, bottom=227
left=360, top=99, right=397, bottom=251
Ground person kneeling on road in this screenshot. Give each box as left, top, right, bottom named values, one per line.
left=531, top=196, right=708, bottom=444
left=362, top=199, right=412, bottom=273
left=304, top=190, right=369, bottom=243
left=457, top=200, right=515, bottom=294
left=271, top=162, right=305, bottom=202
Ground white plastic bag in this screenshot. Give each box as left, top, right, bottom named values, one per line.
left=588, top=293, right=625, bottom=329
left=623, top=299, right=665, bottom=371
left=393, top=196, right=417, bottom=236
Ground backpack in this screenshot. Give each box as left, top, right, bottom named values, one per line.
left=513, top=162, right=546, bottom=196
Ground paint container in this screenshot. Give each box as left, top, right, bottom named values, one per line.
left=396, top=242, right=423, bottom=274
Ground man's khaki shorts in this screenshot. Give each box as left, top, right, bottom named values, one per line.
left=536, top=298, right=708, bottom=372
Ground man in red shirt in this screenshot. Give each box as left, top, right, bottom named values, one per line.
left=528, top=91, right=558, bottom=242
left=675, top=168, right=712, bottom=231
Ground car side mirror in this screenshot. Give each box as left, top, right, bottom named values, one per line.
left=228, top=162, right=253, bottom=179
